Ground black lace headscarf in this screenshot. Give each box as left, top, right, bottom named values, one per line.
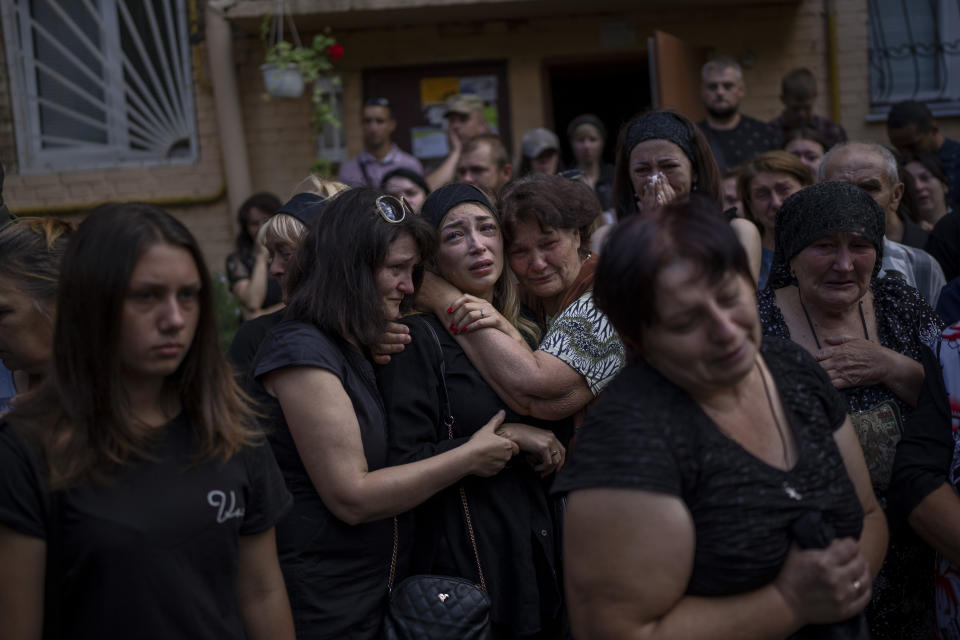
left=768, top=181, right=885, bottom=290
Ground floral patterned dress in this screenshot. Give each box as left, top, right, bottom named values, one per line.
left=758, top=276, right=944, bottom=640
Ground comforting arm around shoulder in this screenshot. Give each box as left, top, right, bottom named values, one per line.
left=455, top=330, right=594, bottom=420
left=0, top=524, right=45, bottom=640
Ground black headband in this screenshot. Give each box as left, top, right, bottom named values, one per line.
left=421, top=183, right=496, bottom=229
left=276, top=193, right=328, bottom=228
left=624, top=111, right=695, bottom=162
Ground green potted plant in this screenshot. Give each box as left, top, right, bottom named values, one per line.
left=260, top=16, right=344, bottom=126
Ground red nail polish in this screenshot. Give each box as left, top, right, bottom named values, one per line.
left=446, top=306, right=453, bottom=314
left=449, top=323, right=455, bottom=331
left=453, top=328, right=459, bottom=334
left=461, top=326, right=468, bottom=333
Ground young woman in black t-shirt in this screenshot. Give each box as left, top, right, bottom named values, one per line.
left=0, top=203, right=294, bottom=639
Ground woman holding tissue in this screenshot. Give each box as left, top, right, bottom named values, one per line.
left=611, top=110, right=761, bottom=281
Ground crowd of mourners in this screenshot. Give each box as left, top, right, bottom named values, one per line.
left=2, top=55, right=960, bottom=640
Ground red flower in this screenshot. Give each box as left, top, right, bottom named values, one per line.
left=328, top=43, right=344, bottom=61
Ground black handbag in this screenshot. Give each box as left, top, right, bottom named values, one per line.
left=382, top=318, right=494, bottom=640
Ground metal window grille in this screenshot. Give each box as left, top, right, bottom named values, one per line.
left=868, top=0, right=960, bottom=118
left=1, top=0, right=198, bottom=173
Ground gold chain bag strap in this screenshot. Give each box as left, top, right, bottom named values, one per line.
left=382, top=317, right=493, bottom=640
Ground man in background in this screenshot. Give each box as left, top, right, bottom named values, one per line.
left=768, top=67, right=846, bottom=149
left=427, top=94, right=491, bottom=190
left=338, top=97, right=423, bottom=189
left=699, top=58, right=780, bottom=170
left=457, top=134, right=512, bottom=199
left=698, top=57, right=780, bottom=170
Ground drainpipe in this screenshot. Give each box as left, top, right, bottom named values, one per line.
left=206, top=1, right=252, bottom=220
left=825, top=0, right=841, bottom=123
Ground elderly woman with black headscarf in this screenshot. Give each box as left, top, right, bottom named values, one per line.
left=757, top=180, right=944, bottom=640
left=610, top=110, right=762, bottom=280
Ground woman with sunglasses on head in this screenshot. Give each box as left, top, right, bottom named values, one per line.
left=0, top=203, right=295, bottom=640
left=247, top=189, right=520, bottom=638
left=378, top=184, right=566, bottom=639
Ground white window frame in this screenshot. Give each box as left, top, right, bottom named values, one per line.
left=0, top=0, right=198, bottom=173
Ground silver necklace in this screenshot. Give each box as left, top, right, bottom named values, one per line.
left=757, top=360, right=802, bottom=501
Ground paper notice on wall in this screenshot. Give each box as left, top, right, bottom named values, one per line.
left=459, top=76, right=497, bottom=102
left=411, top=126, right=449, bottom=159
left=420, top=77, right=460, bottom=105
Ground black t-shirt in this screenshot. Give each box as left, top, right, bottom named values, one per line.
left=250, top=320, right=392, bottom=640
left=225, top=250, right=283, bottom=310
left=925, top=212, right=960, bottom=282
left=697, top=115, right=780, bottom=170
left=227, top=308, right=285, bottom=383
left=0, top=414, right=291, bottom=640
left=554, top=338, right=863, bottom=602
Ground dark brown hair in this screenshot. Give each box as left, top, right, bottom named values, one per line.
left=783, top=127, right=828, bottom=152
left=10, top=203, right=258, bottom=488
left=593, top=196, right=750, bottom=355
left=781, top=68, right=817, bottom=100
left=499, top=174, right=601, bottom=256
left=235, top=191, right=281, bottom=252
left=284, top=188, right=436, bottom=346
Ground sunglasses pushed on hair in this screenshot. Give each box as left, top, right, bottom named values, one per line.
left=375, top=194, right=411, bottom=224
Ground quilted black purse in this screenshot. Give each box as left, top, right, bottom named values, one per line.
left=382, top=318, right=494, bottom=640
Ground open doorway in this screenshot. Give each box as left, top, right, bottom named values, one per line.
left=545, top=56, right=651, bottom=167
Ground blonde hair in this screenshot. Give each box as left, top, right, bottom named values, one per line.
left=495, top=265, right=542, bottom=346
left=262, top=213, right=307, bottom=250
left=288, top=175, right=350, bottom=200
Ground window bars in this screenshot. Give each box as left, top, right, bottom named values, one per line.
left=868, top=0, right=960, bottom=116
left=1, top=0, right=198, bottom=172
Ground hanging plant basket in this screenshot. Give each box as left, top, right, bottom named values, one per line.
left=261, top=62, right=304, bottom=98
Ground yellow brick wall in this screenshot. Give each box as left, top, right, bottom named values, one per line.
left=2, top=0, right=959, bottom=275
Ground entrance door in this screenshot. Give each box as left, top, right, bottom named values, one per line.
left=648, top=30, right=707, bottom=122
left=545, top=56, right=650, bottom=167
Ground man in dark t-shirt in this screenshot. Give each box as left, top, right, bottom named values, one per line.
left=697, top=57, right=780, bottom=170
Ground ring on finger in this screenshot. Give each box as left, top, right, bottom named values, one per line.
left=480, top=309, right=485, bottom=318
left=852, top=579, right=862, bottom=593
left=551, top=450, right=560, bottom=458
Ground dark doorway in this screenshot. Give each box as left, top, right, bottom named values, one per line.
left=545, top=57, right=651, bottom=167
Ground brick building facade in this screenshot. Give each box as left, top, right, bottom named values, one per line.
left=1, top=0, right=957, bottom=272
